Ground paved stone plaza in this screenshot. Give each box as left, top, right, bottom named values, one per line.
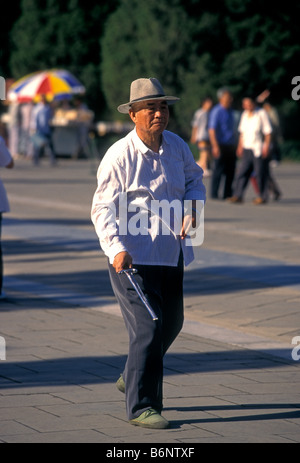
left=0, top=157, right=299, bottom=443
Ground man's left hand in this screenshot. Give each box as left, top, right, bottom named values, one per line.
left=180, top=213, right=196, bottom=239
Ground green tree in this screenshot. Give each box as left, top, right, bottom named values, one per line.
left=102, top=0, right=300, bottom=138
left=0, top=3, right=21, bottom=77
left=101, top=0, right=192, bottom=127
left=9, top=0, right=119, bottom=115
left=221, top=0, right=300, bottom=138
left=8, top=0, right=300, bottom=139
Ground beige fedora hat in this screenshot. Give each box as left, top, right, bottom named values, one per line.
left=117, top=77, right=180, bottom=114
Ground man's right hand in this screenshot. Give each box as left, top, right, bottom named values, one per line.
left=211, top=144, right=220, bottom=159
left=236, top=144, right=244, bottom=158
left=113, top=251, right=133, bottom=273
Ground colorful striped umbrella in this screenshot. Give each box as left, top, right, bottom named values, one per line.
left=7, top=69, right=85, bottom=102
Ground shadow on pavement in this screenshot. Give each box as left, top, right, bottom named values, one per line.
left=0, top=349, right=294, bottom=390
left=168, top=403, right=300, bottom=428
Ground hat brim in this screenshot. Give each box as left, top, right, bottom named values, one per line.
left=117, top=96, right=180, bottom=114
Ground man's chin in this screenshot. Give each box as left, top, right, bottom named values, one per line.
left=152, top=123, right=167, bottom=132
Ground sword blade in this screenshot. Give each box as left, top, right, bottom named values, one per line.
left=119, top=269, right=158, bottom=321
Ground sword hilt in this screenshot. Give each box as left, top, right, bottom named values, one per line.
left=118, top=268, right=138, bottom=275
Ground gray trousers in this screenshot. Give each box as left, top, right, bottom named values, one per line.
left=108, top=253, right=184, bottom=420
left=234, top=149, right=270, bottom=201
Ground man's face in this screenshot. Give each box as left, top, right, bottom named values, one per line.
left=129, top=99, right=169, bottom=138
left=242, top=98, right=255, bottom=111
left=220, top=91, right=233, bottom=109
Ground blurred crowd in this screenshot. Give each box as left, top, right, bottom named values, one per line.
left=190, top=88, right=283, bottom=204
left=0, top=94, right=93, bottom=166
left=0, top=85, right=284, bottom=205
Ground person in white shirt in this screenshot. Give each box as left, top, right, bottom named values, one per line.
left=228, top=96, right=272, bottom=204
left=91, top=78, right=206, bottom=429
left=0, top=137, right=14, bottom=299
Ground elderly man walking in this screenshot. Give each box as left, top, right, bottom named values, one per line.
left=91, top=78, right=206, bottom=429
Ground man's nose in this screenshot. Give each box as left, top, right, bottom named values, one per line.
left=155, top=107, right=165, bottom=116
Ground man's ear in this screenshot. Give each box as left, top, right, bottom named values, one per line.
left=128, top=109, right=136, bottom=124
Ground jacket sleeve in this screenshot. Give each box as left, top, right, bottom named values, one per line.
left=91, top=154, right=128, bottom=264
left=182, top=141, right=206, bottom=203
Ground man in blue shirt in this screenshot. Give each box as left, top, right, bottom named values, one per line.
left=31, top=94, right=56, bottom=166
left=208, top=88, right=236, bottom=199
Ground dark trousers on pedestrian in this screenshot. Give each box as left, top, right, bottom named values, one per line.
left=211, top=144, right=236, bottom=199
left=108, top=252, right=184, bottom=420
left=33, top=133, right=56, bottom=166
left=234, top=149, right=270, bottom=201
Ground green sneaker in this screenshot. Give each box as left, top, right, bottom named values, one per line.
left=116, top=374, right=125, bottom=394
left=129, top=409, right=170, bottom=429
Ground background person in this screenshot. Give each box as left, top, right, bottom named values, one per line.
left=190, top=96, right=213, bottom=176
left=72, top=95, right=91, bottom=158
left=228, top=96, right=272, bottom=204
left=31, top=94, right=56, bottom=166
left=256, top=90, right=283, bottom=200
left=7, top=101, right=21, bottom=159
left=19, top=101, right=34, bottom=159
left=256, top=89, right=283, bottom=165
left=208, top=88, right=237, bottom=199
left=0, top=136, right=14, bottom=299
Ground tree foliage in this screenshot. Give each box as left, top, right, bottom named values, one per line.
left=101, top=0, right=300, bottom=136
left=101, top=0, right=192, bottom=117
left=2, top=0, right=300, bottom=137
left=9, top=0, right=119, bottom=113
